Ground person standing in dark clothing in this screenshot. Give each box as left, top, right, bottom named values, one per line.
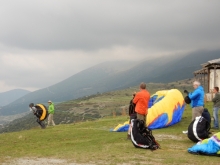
left=212, top=87, right=220, bottom=129
left=127, top=93, right=137, bottom=139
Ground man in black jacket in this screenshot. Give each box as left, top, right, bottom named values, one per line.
left=127, top=93, right=137, bottom=139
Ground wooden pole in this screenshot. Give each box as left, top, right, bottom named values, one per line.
left=214, top=65, right=217, bottom=87
left=194, top=73, right=197, bottom=81
left=208, top=68, right=210, bottom=93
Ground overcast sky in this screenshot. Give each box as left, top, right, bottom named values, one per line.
left=0, top=0, right=220, bottom=92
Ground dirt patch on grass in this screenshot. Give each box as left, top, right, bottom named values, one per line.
left=4, top=158, right=93, bottom=165
left=155, top=134, right=183, bottom=141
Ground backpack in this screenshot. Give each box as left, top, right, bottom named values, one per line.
left=130, top=119, right=160, bottom=150
left=129, top=99, right=136, bottom=116
left=184, top=96, right=191, bottom=104
left=202, top=108, right=211, bottom=124
left=188, top=116, right=210, bottom=142
left=34, top=104, right=49, bottom=121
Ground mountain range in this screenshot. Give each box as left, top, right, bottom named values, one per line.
left=0, top=89, right=30, bottom=107
left=0, top=49, right=219, bottom=116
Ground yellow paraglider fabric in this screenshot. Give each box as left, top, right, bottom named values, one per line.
left=36, top=104, right=47, bottom=121
left=147, top=89, right=185, bottom=129
left=113, top=121, right=129, bottom=132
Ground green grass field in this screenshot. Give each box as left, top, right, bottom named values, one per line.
left=0, top=102, right=219, bottom=165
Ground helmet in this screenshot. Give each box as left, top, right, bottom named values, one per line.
left=29, top=103, right=34, bottom=107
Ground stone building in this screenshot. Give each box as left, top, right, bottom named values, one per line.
left=194, top=58, right=220, bottom=101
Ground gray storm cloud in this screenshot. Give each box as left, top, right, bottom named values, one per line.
left=0, top=0, right=219, bottom=92
left=0, top=0, right=220, bottom=51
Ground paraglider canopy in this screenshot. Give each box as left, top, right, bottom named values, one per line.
left=111, top=89, right=185, bottom=132
left=147, top=89, right=185, bottom=130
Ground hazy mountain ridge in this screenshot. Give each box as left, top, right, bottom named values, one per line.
left=0, top=89, right=30, bottom=107
left=0, top=50, right=219, bottom=116
left=0, top=61, right=136, bottom=116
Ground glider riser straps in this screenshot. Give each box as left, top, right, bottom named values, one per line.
left=193, top=117, right=202, bottom=141
left=36, top=104, right=47, bottom=121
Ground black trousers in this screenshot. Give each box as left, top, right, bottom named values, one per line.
left=36, top=118, right=46, bottom=129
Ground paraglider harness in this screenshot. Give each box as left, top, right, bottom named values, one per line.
left=34, top=104, right=49, bottom=121
left=131, top=119, right=160, bottom=150
left=31, top=104, right=48, bottom=129
left=188, top=116, right=210, bottom=142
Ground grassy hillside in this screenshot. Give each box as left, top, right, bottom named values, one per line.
left=1, top=50, right=219, bottom=116
left=0, top=102, right=219, bottom=165
left=0, top=80, right=193, bottom=133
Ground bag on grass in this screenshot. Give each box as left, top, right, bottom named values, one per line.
left=130, top=119, right=160, bottom=150
left=188, top=116, right=210, bottom=142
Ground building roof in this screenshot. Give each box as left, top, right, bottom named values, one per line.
left=194, top=69, right=208, bottom=74
left=194, top=68, right=208, bottom=74
left=201, top=58, right=220, bottom=67
left=208, top=58, right=220, bottom=64
left=194, top=58, right=220, bottom=75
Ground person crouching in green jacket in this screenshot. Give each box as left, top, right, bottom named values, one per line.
left=48, top=100, right=56, bottom=126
